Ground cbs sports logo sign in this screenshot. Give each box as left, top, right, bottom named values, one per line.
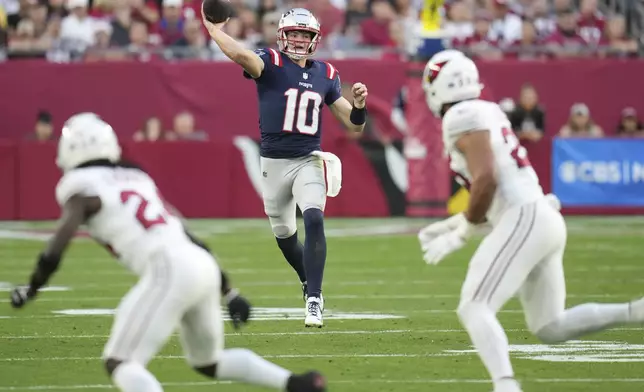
left=558, top=160, right=644, bottom=184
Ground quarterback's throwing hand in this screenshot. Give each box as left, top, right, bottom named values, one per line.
left=352, top=83, right=368, bottom=108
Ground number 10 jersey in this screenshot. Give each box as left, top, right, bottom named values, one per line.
left=244, top=48, right=343, bottom=159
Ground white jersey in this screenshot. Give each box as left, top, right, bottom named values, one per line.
left=56, top=166, right=190, bottom=274
left=442, top=99, right=544, bottom=225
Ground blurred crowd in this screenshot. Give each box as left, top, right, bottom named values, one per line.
left=497, top=84, right=644, bottom=144
left=0, top=0, right=640, bottom=61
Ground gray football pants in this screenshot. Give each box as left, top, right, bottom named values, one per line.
left=260, top=156, right=327, bottom=238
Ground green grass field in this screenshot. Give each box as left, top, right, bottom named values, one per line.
left=1, top=217, right=644, bottom=392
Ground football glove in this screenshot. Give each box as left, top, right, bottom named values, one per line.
left=225, top=289, right=251, bottom=330
left=10, top=286, right=34, bottom=309
left=420, top=214, right=477, bottom=265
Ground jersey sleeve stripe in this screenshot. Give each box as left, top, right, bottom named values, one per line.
left=325, top=62, right=336, bottom=79
left=268, top=48, right=282, bottom=67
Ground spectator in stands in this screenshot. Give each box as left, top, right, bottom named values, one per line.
left=559, top=103, right=604, bottom=138
left=526, top=0, right=555, bottom=38
left=47, top=0, right=68, bottom=18
left=59, top=0, right=95, bottom=52
left=6, top=0, right=28, bottom=30
left=25, top=110, right=55, bottom=141
left=456, top=10, right=502, bottom=60
left=133, top=116, right=165, bottom=141
left=128, top=19, right=157, bottom=60
left=545, top=8, right=588, bottom=58
left=108, top=0, right=133, bottom=46
left=343, top=0, right=369, bottom=32
left=172, top=17, right=208, bottom=59
left=156, top=0, right=184, bottom=46
left=166, top=111, right=208, bottom=141
left=616, top=107, right=644, bottom=138
left=256, top=0, right=277, bottom=22
left=552, top=0, right=573, bottom=14
left=236, top=4, right=259, bottom=39
left=509, top=83, right=545, bottom=143
left=505, top=20, right=545, bottom=60
left=600, top=15, right=638, bottom=58
left=0, top=4, right=7, bottom=46
left=443, top=1, right=474, bottom=42
left=84, top=18, right=127, bottom=60
left=577, top=0, right=604, bottom=45
left=360, top=0, right=396, bottom=47
left=254, top=10, right=279, bottom=49
left=488, top=0, right=522, bottom=46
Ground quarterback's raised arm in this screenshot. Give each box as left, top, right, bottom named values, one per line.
left=455, top=131, right=497, bottom=224
left=329, top=83, right=368, bottom=133
left=201, top=13, right=264, bottom=78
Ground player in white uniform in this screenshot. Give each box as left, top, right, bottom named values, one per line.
left=9, top=113, right=327, bottom=392
left=418, top=52, right=644, bottom=392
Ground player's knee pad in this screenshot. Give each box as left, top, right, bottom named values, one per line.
left=271, top=224, right=296, bottom=238
left=104, top=358, right=123, bottom=376
left=457, top=301, right=494, bottom=326
left=303, top=208, right=324, bottom=231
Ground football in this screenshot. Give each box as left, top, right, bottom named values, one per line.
left=202, top=0, right=233, bottom=24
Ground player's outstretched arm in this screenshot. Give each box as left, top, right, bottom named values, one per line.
left=201, top=12, right=264, bottom=78
left=455, top=131, right=497, bottom=224
left=10, top=195, right=101, bottom=308
left=329, top=83, right=368, bottom=133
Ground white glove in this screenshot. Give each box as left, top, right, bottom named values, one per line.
left=418, top=213, right=468, bottom=244
left=420, top=213, right=477, bottom=265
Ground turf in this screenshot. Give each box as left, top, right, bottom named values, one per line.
left=1, top=217, right=643, bottom=392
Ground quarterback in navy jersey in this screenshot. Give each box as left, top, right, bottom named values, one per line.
left=203, top=7, right=368, bottom=328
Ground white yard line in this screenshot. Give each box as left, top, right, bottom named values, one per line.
left=1, top=327, right=642, bottom=339
left=0, top=293, right=633, bottom=305
left=2, top=378, right=644, bottom=390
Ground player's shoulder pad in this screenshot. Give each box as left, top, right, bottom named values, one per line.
left=442, top=100, right=489, bottom=138
left=55, top=170, right=98, bottom=207
left=255, top=48, right=282, bottom=67
left=320, top=61, right=339, bottom=80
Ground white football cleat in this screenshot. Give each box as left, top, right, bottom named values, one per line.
left=304, top=296, right=324, bottom=328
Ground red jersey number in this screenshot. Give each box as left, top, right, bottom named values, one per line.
left=120, top=190, right=167, bottom=230
left=501, top=127, right=531, bottom=168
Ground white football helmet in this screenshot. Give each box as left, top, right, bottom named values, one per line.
left=422, top=50, right=482, bottom=117
left=56, top=112, right=121, bottom=172
left=277, top=8, right=321, bottom=60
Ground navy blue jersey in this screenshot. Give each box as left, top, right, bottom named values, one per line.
left=244, top=48, right=343, bottom=158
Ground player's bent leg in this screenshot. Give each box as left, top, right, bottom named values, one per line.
left=457, top=202, right=547, bottom=392
left=522, top=246, right=642, bottom=344
left=180, top=276, right=326, bottom=392
left=293, top=158, right=327, bottom=328
left=102, top=259, right=189, bottom=391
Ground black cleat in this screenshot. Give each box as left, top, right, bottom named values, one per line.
left=301, top=281, right=307, bottom=303
left=286, top=371, right=327, bottom=392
